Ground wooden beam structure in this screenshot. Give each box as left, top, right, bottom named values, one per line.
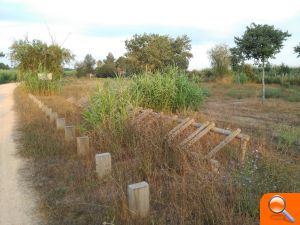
left=166, top=118, right=194, bottom=142
left=205, top=129, right=241, bottom=159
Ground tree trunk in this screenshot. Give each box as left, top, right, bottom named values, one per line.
left=262, top=61, right=265, bottom=102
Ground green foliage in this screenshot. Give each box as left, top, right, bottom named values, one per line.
left=226, top=88, right=256, bottom=99
left=130, top=67, right=204, bottom=112
left=208, top=44, right=231, bottom=77
left=0, top=69, right=17, bottom=84
left=22, top=72, right=62, bottom=95
left=125, top=33, right=192, bottom=72
left=0, top=63, right=10, bottom=70
left=0, top=52, right=4, bottom=57
left=294, top=43, right=300, bottom=58
left=10, top=38, right=73, bottom=78
left=233, top=72, right=248, bottom=84
left=235, top=23, right=291, bottom=63
left=264, top=87, right=282, bottom=98
left=230, top=46, right=245, bottom=72
left=75, top=54, right=95, bottom=77
left=95, top=63, right=117, bottom=78
left=103, top=52, right=115, bottom=64
left=243, top=64, right=256, bottom=81
left=83, top=79, right=132, bottom=133
left=277, top=125, right=300, bottom=151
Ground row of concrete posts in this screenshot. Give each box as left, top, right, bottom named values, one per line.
left=28, top=94, right=149, bottom=217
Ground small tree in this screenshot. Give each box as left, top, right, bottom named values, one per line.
left=230, top=46, right=245, bottom=83
left=0, top=52, right=4, bottom=57
left=103, top=52, right=115, bottom=65
left=295, top=43, right=300, bottom=58
left=75, top=54, right=95, bottom=77
left=235, top=23, right=290, bottom=101
left=208, top=44, right=231, bottom=77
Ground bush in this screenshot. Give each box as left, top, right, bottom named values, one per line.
left=83, top=79, right=132, bottom=133
left=130, top=68, right=204, bottom=112
left=95, top=64, right=117, bottom=78
left=233, top=72, right=248, bottom=84
left=264, top=87, right=282, bottom=99
left=0, top=69, right=18, bottom=84
left=23, top=72, right=62, bottom=95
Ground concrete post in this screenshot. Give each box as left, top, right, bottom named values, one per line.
left=56, top=118, right=65, bottom=130
left=95, top=153, right=111, bottom=178
left=77, top=136, right=89, bottom=156
left=64, top=125, right=75, bottom=142
left=50, top=112, right=58, bottom=123
left=127, top=181, right=149, bottom=217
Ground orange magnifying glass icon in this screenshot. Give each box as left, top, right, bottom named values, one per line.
left=268, top=195, right=295, bottom=223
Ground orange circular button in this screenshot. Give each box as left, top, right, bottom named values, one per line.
left=269, top=195, right=285, bottom=213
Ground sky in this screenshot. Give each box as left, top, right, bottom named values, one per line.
left=1, top=0, right=300, bottom=70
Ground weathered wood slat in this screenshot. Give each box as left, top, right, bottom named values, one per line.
left=206, top=129, right=241, bottom=159
left=166, top=118, right=194, bottom=141
left=179, top=121, right=210, bottom=148
left=184, top=123, right=215, bottom=149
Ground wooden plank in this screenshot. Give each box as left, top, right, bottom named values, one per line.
left=206, top=129, right=241, bottom=159
left=240, top=138, right=249, bottom=164
left=166, top=118, right=194, bottom=141
left=151, top=111, right=248, bottom=140
left=179, top=121, right=210, bottom=148
left=184, top=123, right=215, bottom=149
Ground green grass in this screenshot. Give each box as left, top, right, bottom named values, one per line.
left=0, top=69, right=18, bottom=84
left=22, top=72, right=62, bottom=95
left=226, top=88, right=256, bottom=99
left=276, top=125, right=300, bottom=151
left=264, top=86, right=300, bottom=102
left=82, top=78, right=132, bottom=133
left=130, top=68, right=204, bottom=112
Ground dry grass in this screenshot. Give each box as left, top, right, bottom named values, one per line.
left=14, top=79, right=300, bottom=225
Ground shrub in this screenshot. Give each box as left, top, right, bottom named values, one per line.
left=95, top=64, right=117, bottom=78
left=277, top=125, right=300, bottom=151
left=0, top=69, right=17, bottom=84
left=82, top=79, right=133, bottom=133
left=233, top=72, right=248, bottom=84
left=130, top=68, right=204, bottom=112
left=264, top=87, right=282, bottom=98
left=23, top=72, right=62, bottom=95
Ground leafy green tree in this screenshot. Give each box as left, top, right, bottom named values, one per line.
left=295, top=43, right=300, bottom=58
left=208, top=44, right=231, bottom=77
left=230, top=46, right=245, bottom=83
left=10, top=38, right=73, bottom=79
left=95, top=64, right=116, bottom=78
left=235, top=23, right=290, bottom=101
left=75, top=54, right=95, bottom=77
left=103, top=52, right=115, bottom=65
left=0, top=52, right=10, bottom=69
left=125, top=34, right=192, bottom=72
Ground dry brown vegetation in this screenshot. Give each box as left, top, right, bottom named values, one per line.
left=14, top=79, right=300, bottom=225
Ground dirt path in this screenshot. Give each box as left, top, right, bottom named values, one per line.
left=0, top=83, right=40, bottom=225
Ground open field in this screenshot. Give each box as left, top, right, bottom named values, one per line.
left=14, top=78, right=300, bottom=225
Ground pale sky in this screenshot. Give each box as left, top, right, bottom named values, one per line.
left=1, top=0, right=300, bottom=69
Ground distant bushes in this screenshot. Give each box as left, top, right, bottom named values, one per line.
left=95, top=64, right=117, bottom=78
left=0, top=69, right=18, bottom=84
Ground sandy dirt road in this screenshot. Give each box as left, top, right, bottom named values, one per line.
left=0, top=83, right=40, bottom=225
